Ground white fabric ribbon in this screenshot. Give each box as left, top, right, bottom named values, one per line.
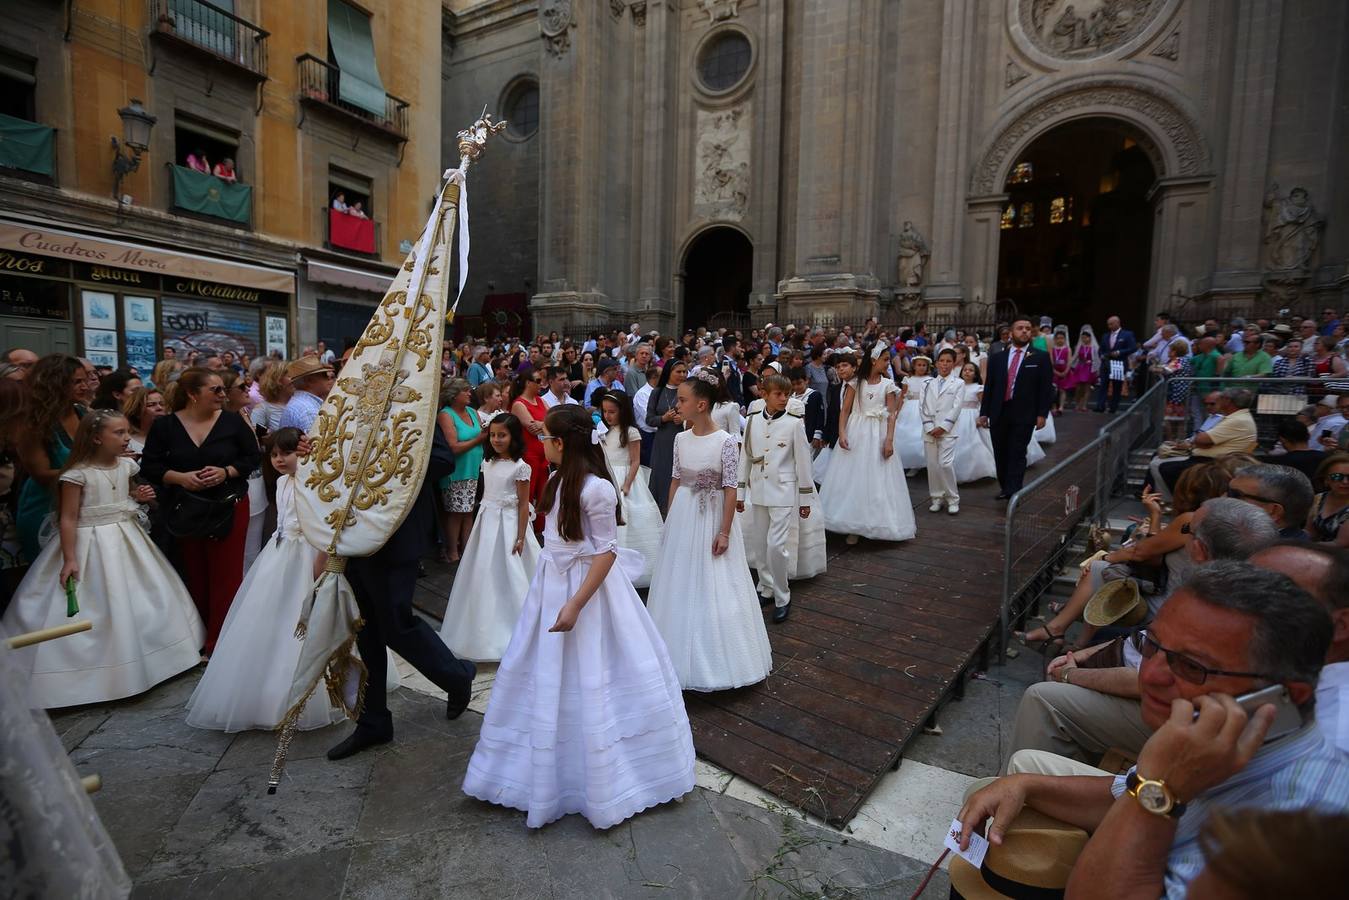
left=438, top=167, right=471, bottom=314
left=591, top=420, right=609, bottom=445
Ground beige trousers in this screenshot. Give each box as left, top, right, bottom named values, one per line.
left=1006, top=680, right=1150, bottom=772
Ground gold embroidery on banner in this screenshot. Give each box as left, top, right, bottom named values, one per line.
left=352, top=290, right=407, bottom=358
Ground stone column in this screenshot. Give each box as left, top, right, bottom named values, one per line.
left=634, top=0, right=678, bottom=333
left=530, top=0, right=612, bottom=333
left=1206, top=0, right=1284, bottom=305
left=748, top=0, right=786, bottom=313
left=924, top=0, right=978, bottom=310
left=777, top=0, right=883, bottom=324
left=962, top=194, right=1009, bottom=318
left=1149, top=176, right=1215, bottom=319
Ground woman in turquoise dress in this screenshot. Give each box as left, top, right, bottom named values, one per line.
left=436, top=377, right=487, bottom=563
left=16, top=355, right=90, bottom=561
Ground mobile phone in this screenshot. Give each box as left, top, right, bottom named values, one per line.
left=1232, top=685, right=1303, bottom=743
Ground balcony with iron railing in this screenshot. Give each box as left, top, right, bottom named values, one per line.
left=168, top=163, right=253, bottom=228
left=148, top=0, right=269, bottom=81
left=296, top=54, right=409, bottom=142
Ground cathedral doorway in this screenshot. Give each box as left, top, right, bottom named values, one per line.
left=681, top=226, right=752, bottom=331
left=995, top=118, right=1156, bottom=334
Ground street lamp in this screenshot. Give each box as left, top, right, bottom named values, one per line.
left=111, top=99, right=157, bottom=206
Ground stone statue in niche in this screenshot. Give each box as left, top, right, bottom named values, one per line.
left=701, top=0, right=740, bottom=25
left=1263, top=184, right=1324, bottom=272
left=896, top=221, right=931, bottom=288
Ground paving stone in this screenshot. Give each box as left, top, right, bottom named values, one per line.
left=342, top=821, right=552, bottom=900
left=354, top=726, right=481, bottom=842
left=91, top=772, right=207, bottom=879
left=625, top=792, right=754, bottom=897
left=214, top=721, right=350, bottom=771
left=49, top=707, right=112, bottom=751
left=115, top=668, right=205, bottom=711
left=140, top=756, right=371, bottom=881
left=703, top=789, right=941, bottom=899
left=130, top=848, right=352, bottom=900
left=70, top=704, right=233, bottom=783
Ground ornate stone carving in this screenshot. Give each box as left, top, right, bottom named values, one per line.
left=971, top=80, right=1208, bottom=195
left=540, top=0, right=572, bottom=57
left=1005, top=59, right=1030, bottom=88
left=694, top=105, right=750, bottom=221
left=1151, top=28, right=1180, bottom=60
left=609, top=0, right=625, bottom=19
left=701, top=0, right=740, bottom=25
left=895, top=221, right=931, bottom=289
left=1019, top=0, right=1166, bottom=60
left=1263, top=184, right=1324, bottom=274
left=630, top=0, right=646, bottom=27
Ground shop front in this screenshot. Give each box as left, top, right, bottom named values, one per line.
left=300, top=256, right=394, bottom=355
left=0, top=220, right=294, bottom=374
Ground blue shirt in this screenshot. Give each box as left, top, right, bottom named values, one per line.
left=277, top=391, right=324, bottom=433
left=467, top=362, right=492, bottom=388
left=1110, top=725, right=1349, bottom=898
left=584, top=377, right=623, bottom=408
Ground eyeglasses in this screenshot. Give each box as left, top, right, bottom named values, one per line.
left=538, top=433, right=559, bottom=442
left=1328, top=473, right=1349, bottom=483
left=1139, top=632, right=1269, bottom=685
left=1227, top=485, right=1281, bottom=506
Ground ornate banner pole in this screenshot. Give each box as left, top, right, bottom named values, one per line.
left=268, top=112, right=507, bottom=793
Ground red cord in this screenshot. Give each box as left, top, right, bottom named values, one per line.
left=908, top=848, right=951, bottom=899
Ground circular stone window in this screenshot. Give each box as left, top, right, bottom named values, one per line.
left=698, top=31, right=752, bottom=93
left=504, top=80, right=539, bottom=140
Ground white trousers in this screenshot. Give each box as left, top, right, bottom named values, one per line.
left=751, top=503, right=795, bottom=607
left=924, top=434, right=959, bottom=503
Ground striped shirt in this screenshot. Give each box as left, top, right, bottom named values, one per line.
left=1111, top=725, right=1349, bottom=898
left=277, top=390, right=324, bottom=433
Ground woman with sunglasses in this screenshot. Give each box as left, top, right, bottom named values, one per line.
left=1309, top=452, right=1349, bottom=547
left=142, top=367, right=261, bottom=655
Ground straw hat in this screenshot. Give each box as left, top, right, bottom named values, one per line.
left=1273, top=323, right=1294, bottom=337
left=1083, top=578, right=1147, bottom=628
left=285, top=357, right=334, bottom=382
left=949, top=808, right=1089, bottom=899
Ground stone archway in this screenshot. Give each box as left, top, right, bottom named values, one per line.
left=679, top=225, right=753, bottom=330
left=964, top=79, right=1213, bottom=330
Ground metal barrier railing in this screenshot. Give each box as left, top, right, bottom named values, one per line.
left=997, top=374, right=1344, bottom=659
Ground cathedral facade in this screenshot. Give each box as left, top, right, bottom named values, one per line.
left=442, top=0, right=1349, bottom=336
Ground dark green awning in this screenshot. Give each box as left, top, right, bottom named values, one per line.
left=326, top=0, right=386, bottom=117
left=171, top=165, right=252, bottom=225
left=0, top=112, right=54, bottom=176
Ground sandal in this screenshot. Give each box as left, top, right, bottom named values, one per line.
left=1014, top=621, right=1065, bottom=654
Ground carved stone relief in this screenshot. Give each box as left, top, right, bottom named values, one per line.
left=1005, top=59, right=1030, bottom=88
left=1019, top=0, right=1166, bottom=60
left=630, top=1, right=646, bottom=27
left=971, top=81, right=1208, bottom=195
left=540, top=0, right=573, bottom=57
left=1263, top=184, right=1324, bottom=274
left=609, top=0, right=625, bottom=19
left=701, top=0, right=740, bottom=25
left=694, top=105, right=750, bottom=221
left=1150, top=28, right=1180, bottom=60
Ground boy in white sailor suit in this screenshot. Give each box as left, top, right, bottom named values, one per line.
left=737, top=374, right=815, bottom=623
left=921, top=348, right=962, bottom=515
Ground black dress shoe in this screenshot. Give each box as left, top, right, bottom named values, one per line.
left=327, top=728, right=391, bottom=761
left=772, top=603, right=791, bottom=624
left=445, top=661, right=477, bottom=720
left=759, top=593, right=774, bottom=607
left=996, top=492, right=1011, bottom=500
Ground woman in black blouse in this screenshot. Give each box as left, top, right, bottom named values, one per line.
left=142, top=367, right=260, bottom=654
left=645, top=358, right=688, bottom=517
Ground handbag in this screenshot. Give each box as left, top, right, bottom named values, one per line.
left=164, top=486, right=244, bottom=540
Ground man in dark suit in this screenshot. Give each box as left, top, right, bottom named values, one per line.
left=980, top=318, right=1055, bottom=499
left=1094, top=315, right=1137, bottom=413
left=327, top=424, right=477, bottom=760
left=720, top=335, right=745, bottom=407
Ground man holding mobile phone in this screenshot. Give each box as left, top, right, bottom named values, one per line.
left=958, top=562, right=1349, bottom=899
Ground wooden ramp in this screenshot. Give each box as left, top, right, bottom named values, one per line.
left=683, top=411, right=1103, bottom=826
left=413, top=413, right=1104, bottom=828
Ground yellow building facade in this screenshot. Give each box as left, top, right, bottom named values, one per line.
left=0, top=0, right=442, bottom=368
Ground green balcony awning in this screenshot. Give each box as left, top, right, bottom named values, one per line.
left=171, top=165, right=252, bottom=225
left=327, top=0, right=386, bottom=117
left=0, top=112, right=54, bottom=176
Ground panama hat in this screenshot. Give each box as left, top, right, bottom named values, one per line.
left=949, top=808, right=1089, bottom=899
left=1273, top=323, right=1294, bottom=336
left=1083, top=578, right=1147, bottom=628
left=285, top=357, right=334, bottom=382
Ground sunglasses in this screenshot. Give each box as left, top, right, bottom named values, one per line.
left=1227, top=485, right=1281, bottom=506
left=1328, top=473, right=1349, bottom=483
left=206, top=385, right=226, bottom=395
left=1139, top=633, right=1270, bottom=686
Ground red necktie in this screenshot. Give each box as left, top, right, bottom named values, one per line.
left=1005, top=348, right=1022, bottom=401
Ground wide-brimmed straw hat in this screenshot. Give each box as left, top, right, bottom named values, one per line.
left=285, top=357, right=334, bottom=382
left=1083, top=578, right=1147, bottom=628
left=949, top=808, right=1089, bottom=899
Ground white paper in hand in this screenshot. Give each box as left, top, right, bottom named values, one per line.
left=944, top=817, right=990, bottom=870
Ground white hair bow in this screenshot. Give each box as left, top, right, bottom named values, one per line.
left=591, top=420, right=608, bottom=445
left=870, top=343, right=886, bottom=360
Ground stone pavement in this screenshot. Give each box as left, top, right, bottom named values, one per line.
left=49, top=664, right=1010, bottom=899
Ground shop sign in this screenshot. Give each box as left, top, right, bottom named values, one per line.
left=0, top=272, right=70, bottom=320
left=77, top=262, right=160, bottom=290
left=171, top=279, right=262, bottom=304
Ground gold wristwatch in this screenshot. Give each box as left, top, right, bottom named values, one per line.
left=1125, top=771, right=1186, bottom=819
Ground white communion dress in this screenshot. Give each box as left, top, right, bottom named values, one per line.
left=741, top=399, right=827, bottom=580
left=953, top=382, right=999, bottom=484
left=186, top=473, right=345, bottom=732
left=3, top=459, right=204, bottom=709
left=894, top=374, right=931, bottom=470
left=438, top=458, right=541, bottom=662
left=1034, top=411, right=1057, bottom=444
left=646, top=428, right=773, bottom=691
left=972, top=388, right=1048, bottom=468
left=600, top=426, right=662, bottom=589
left=818, top=378, right=918, bottom=542
left=462, top=475, right=695, bottom=829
